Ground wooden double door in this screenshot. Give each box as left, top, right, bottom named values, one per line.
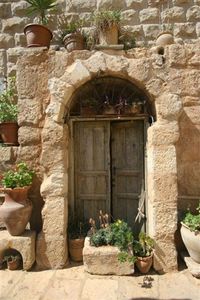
left=73, top=120, right=146, bottom=234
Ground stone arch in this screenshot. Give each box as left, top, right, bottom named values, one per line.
left=36, top=51, right=181, bottom=272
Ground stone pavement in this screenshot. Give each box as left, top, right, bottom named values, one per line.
left=0, top=264, right=200, bottom=300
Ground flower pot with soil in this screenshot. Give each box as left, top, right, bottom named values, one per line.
left=0, top=162, right=35, bottom=236
left=180, top=202, right=200, bottom=263
left=133, top=232, right=154, bottom=274
left=0, top=77, right=18, bottom=145
left=60, top=21, right=84, bottom=53
left=68, top=217, right=88, bottom=262
left=24, top=0, right=57, bottom=48
left=4, top=254, right=21, bottom=270
left=92, top=10, right=121, bottom=46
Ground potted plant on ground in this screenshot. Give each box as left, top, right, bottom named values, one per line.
left=3, top=254, right=22, bottom=270
left=0, top=77, right=18, bottom=146
left=84, top=212, right=136, bottom=275
left=60, top=21, right=85, bottom=53
left=68, top=216, right=88, bottom=262
left=180, top=202, right=200, bottom=263
left=24, top=0, right=57, bottom=48
left=133, top=232, right=154, bottom=274
left=92, top=10, right=121, bottom=46
left=0, top=162, right=35, bottom=236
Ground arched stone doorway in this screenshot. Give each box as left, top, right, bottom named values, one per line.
left=67, top=76, right=155, bottom=235
left=33, top=51, right=181, bottom=272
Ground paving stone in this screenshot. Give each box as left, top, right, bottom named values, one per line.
left=81, top=278, right=118, bottom=300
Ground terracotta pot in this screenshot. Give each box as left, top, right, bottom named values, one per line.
left=80, top=107, right=97, bottom=116
left=0, top=187, right=32, bottom=236
left=156, top=31, right=174, bottom=47
left=24, top=23, right=53, bottom=48
left=136, top=253, right=153, bottom=274
left=7, top=257, right=21, bottom=270
left=180, top=223, right=200, bottom=263
left=69, top=238, right=85, bottom=262
left=0, top=122, right=18, bottom=145
left=99, top=24, right=118, bottom=45
left=63, top=32, right=84, bottom=53
left=103, top=106, right=116, bottom=115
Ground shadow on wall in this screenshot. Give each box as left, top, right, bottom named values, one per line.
left=29, top=175, right=44, bottom=233
left=175, top=109, right=200, bottom=252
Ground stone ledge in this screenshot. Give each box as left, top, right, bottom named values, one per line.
left=0, top=230, right=36, bottom=270
left=181, top=251, right=200, bottom=278
left=83, top=237, right=134, bottom=276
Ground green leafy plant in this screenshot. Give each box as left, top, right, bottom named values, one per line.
left=90, top=216, right=136, bottom=263
left=133, top=232, right=154, bottom=257
left=182, top=202, right=200, bottom=232
left=0, top=77, right=17, bottom=123
left=60, top=21, right=83, bottom=39
left=92, top=10, right=121, bottom=32
left=25, top=0, right=57, bottom=25
left=1, top=162, right=34, bottom=189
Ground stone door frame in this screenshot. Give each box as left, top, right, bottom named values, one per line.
left=35, top=52, right=182, bottom=272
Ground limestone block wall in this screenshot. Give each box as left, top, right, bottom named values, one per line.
left=0, top=0, right=200, bottom=78
left=0, top=42, right=194, bottom=271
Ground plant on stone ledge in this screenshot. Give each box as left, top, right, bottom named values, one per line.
left=90, top=212, right=136, bottom=263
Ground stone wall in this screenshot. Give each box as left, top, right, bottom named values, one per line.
left=0, top=42, right=197, bottom=271
left=0, top=0, right=200, bottom=77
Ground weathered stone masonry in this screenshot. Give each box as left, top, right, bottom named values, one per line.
left=1, top=43, right=197, bottom=271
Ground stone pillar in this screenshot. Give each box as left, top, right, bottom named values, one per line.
left=147, top=93, right=182, bottom=272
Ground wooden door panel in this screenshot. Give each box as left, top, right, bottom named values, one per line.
left=74, top=121, right=110, bottom=222
left=111, top=121, right=144, bottom=234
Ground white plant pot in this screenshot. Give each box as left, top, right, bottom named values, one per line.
left=180, top=223, right=200, bottom=263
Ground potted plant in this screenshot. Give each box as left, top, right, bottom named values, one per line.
left=0, top=162, right=35, bottom=236
left=180, top=202, right=200, bottom=263
left=68, top=217, right=88, bottom=262
left=61, top=21, right=85, bottom=53
left=156, top=24, right=174, bottom=47
left=92, top=10, right=121, bottom=46
left=24, top=0, right=57, bottom=48
left=133, top=232, right=154, bottom=274
left=84, top=213, right=136, bottom=275
left=3, top=254, right=22, bottom=270
left=80, top=97, right=99, bottom=115
left=0, top=77, right=18, bottom=146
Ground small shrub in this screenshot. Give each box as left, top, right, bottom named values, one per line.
left=182, top=202, right=200, bottom=232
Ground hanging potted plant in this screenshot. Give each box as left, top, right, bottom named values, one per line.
left=0, top=162, right=35, bottom=236
left=24, top=0, right=57, bottom=48
left=180, top=202, right=200, bottom=263
left=92, top=10, right=121, bottom=46
left=0, top=77, right=18, bottom=146
left=60, top=21, right=85, bottom=53
left=133, top=232, right=155, bottom=274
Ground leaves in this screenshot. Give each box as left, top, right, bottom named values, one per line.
left=0, top=77, right=17, bottom=122
left=1, top=162, right=34, bottom=188
left=25, top=0, right=57, bottom=24
left=92, top=10, right=121, bottom=31
left=183, top=205, right=200, bottom=232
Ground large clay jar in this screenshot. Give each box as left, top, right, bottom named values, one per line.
left=156, top=31, right=174, bottom=47
left=0, top=187, right=32, bottom=236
